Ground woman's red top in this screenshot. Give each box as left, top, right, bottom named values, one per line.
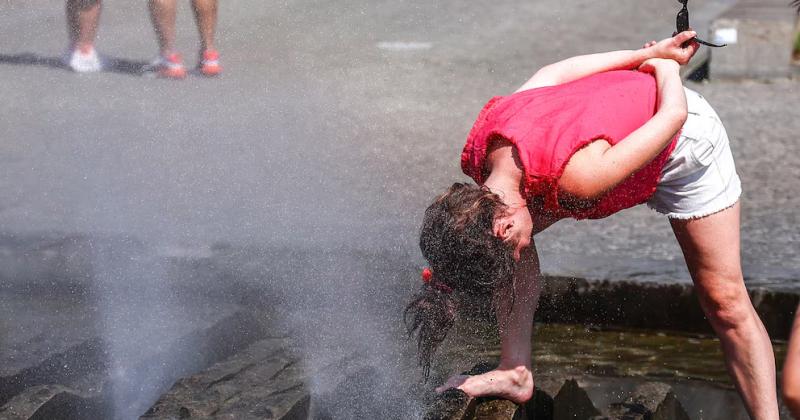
left=461, top=70, right=679, bottom=220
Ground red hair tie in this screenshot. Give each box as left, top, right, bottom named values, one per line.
left=421, top=267, right=433, bottom=283
left=421, top=267, right=452, bottom=294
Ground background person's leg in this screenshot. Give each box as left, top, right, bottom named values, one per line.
left=65, top=0, right=102, bottom=72
left=148, top=0, right=178, bottom=57
left=191, top=0, right=221, bottom=76
left=671, top=202, right=779, bottom=419
left=191, top=0, right=217, bottom=52
left=781, top=305, right=800, bottom=417
left=67, top=0, right=101, bottom=50
left=147, top=0, right=186, bottom=78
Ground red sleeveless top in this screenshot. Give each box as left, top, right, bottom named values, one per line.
left=461, top=70, right=678, bottom=220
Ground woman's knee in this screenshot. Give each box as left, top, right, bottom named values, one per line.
left=697, top=280, right=754, bottom=330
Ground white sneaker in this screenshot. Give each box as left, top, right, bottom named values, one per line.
left=65, top=47, right=103, bottom=73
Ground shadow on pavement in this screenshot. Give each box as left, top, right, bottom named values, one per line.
left=0, top=52, right=150, bottom=76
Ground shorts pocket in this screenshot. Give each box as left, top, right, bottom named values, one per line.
left=690, top=137, right=715, bottom=167
left=689, top=117, right=723, bottom=168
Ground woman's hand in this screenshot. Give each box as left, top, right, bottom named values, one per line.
left=435, top=366, right=534, bottom=404
left=642, top=31, right=699, bottom=65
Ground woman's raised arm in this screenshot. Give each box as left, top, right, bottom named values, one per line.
left=516, top=31, right=699, bottom=92
left=558, top=58, right=687, bottom=201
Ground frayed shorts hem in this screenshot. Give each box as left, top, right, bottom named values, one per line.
left=647, top=194, right=740, bottom=220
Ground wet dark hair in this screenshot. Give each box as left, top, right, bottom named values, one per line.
left=404, top=183, right=516, bottom=379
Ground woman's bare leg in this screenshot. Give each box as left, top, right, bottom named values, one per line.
left=191, top=0, right=217, bottom=52
left=66, top=0, right=102, bottom=50
left=781, top=305, right=800, bottom=417
left=148, top=0, right=178, bottom=56
left=671, top=202, right=778, bottom=419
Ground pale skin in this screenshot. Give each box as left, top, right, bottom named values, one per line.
left=436, top=31, right=779, bottom=419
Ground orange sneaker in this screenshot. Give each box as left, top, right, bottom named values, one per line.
left=152, top=53, right=187, bottom=79
left=198, top=49, right=222, bottom=77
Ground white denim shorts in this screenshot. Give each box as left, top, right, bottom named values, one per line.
left=647, top=88, right=742, bottom=219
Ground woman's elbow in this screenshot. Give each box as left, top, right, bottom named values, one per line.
left=662, top=105, right=688, bottom=128
left=674, top=107, right=688, bottom=126
left=559, top=172, right=612, bottom=203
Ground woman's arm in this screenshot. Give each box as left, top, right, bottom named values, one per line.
left=496, top=243, right=541, bottom=375
left=516, top=31, right=699, bottom=92
left=435, top=242, right=542, bottom=403
left=558, top=58, right=687, bottom=201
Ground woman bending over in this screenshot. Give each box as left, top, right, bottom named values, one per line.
left=405, top=31, right=778, bottom=419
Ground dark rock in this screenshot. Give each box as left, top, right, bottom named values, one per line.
left=460, top=363, right=527, bottom=420
left=606, top=382, right=689, bottom=420
left=750, top=288, right=799, bottom=339
left=0, top=338, right=106, bottom=408
left=314, top=364, right=414, bottom=420
left=423, top=391, right=529, bottom=420
left=141, top=338, right=309, bottom=420
left=633, top=382, right=689, bottom=420
left=0, top=384, right=107, bottom=420
left=472, top=398, right=526, bottom=420
left=422, top=363, right=528, bottom=420
left=553, top=379, right=601, bottom=420
left=526, top=388, right=554, bottom=420
left=537, top=278, right=707, bottom=335
left=535, top=277, right=800, bottom=340
left=423, top=388, right=474, bottom=420
left=0, top=308, right=267, bottom=419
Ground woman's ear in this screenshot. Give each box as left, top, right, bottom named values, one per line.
left=492, top=216, right=514, bottom=241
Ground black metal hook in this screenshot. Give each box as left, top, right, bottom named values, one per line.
left=676, top=0, right=726, bottom=47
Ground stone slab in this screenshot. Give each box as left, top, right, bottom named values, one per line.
left=605, top=382, right=690, bottom=420
left=553, top=379, right=601, bottom=420
left=424, top=372, right=700, bottom=420
left=0, top=384, right=106, bottom=420
left=423, top=389, right=475, bottom=420
left=0, top=337, right=106, bottom=408
left=472, top=399, right=525, bottom=420
left=0, top=308, right=267, bottom=419
left=423, top=363, right=528, bottom=420
left=141, top=338, right=308, bottom=420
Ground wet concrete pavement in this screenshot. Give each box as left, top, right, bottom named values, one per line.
left=3, top=0, right=796, bottom=287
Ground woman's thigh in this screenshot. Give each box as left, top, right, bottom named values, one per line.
left=669, top=202, right=749, bottom=314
